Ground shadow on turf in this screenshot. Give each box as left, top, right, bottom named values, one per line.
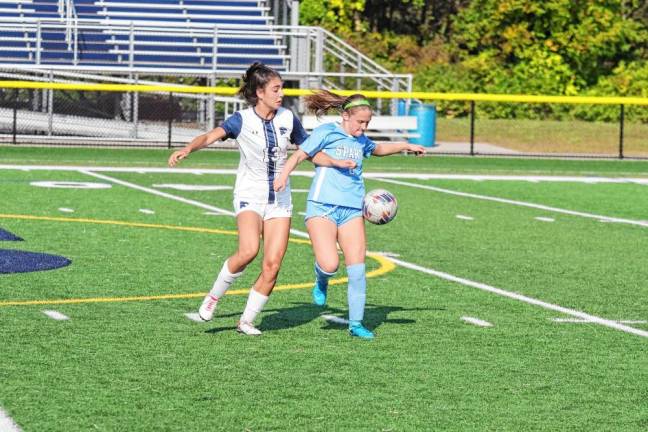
left=204, top=302, right=438, bottom=335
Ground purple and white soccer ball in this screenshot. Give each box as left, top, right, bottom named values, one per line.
left=362, top=189, right=398, bottom=225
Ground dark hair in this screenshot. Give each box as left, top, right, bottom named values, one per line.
left=303, top=90, right=371, bottom=117
left=238, top=62, right=282, bottom=106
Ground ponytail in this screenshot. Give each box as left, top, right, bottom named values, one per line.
left=304, top=90, right=371, bottom=117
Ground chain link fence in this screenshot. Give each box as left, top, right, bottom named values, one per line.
left=1, top=80, right=647, bottom=158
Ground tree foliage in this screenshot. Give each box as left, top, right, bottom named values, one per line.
left=300, top=0, right=648, bottom=121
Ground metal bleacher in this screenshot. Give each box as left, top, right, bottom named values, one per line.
left=0, top=0, right=413, bottom=145
left=0, top=0, right=289, bottom=70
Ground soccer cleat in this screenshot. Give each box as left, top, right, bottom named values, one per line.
left=312, top=282, right=327, bottom=306
left=349, top=323, right=374, bottom=340
left=237, top=321, right=262, bottom=336
left=198, top=294, right=218, bottom=321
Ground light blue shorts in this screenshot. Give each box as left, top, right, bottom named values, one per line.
left=305, top=201, right=362, bottom=227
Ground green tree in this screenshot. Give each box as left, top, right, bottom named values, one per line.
left=300, top=0, right=366, bottom=35
left=452, top=0, right=646, bottom=91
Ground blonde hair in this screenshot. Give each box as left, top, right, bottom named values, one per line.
left=304, top=90, right=371, bottom=117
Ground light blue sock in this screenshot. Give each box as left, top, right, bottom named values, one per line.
left=314, top=262, right=336, bottom=291
left=346, top=263, right=366, bottom=323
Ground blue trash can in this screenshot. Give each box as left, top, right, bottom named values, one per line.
left=397, top=99, right=407, bottom=116
left=408, top=103, right=436, bottom=147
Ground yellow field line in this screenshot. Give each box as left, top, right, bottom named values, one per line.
left=1, top=80, right=647, bottom=106
left=0, top=214, right=394, bottom=307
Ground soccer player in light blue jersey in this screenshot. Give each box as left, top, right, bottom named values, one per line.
left=168, top=65, right=352, bottom=336
left=274, top=90, right=425, bottom=340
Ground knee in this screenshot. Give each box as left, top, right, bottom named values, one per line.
left=237, top=245, right=259, bottom=265
left=261, top=258, right=282, bottom=278
left=317, top=259, right=339, bottom=275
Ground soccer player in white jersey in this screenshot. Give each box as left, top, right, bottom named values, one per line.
left=168, top=64, right=353, bottom=335
left=274, top=90, right=425, bottom=340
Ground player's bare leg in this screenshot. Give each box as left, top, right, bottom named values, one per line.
left=199, top=211, right=262, bottom=321
left=238, top=216, right=291, bottom=335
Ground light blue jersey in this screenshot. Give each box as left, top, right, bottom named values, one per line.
left=300, top=122, right=376, bottom=209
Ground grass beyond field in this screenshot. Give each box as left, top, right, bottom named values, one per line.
left=1, top=146, right=647, bottom=431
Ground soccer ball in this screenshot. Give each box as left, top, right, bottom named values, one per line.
left=362, top=189, right=398, bottom=225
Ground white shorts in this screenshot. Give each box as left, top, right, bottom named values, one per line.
left=233, top=198, right=293, bottom=220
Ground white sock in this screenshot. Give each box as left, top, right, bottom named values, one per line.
left=240, top=288, right=269, bottom=324
left=208, top=259, right=243, bottom=299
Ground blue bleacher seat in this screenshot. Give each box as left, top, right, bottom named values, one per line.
left=0, top=0, right=287, bottom=70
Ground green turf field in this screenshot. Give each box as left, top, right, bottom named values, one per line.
left=1, top=146, right=647, bottom=431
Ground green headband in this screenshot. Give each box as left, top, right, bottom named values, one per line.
left=343, top=99, right=371, bottom=110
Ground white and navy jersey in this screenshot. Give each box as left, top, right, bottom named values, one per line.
left=221, top=107, right=308, bottom=205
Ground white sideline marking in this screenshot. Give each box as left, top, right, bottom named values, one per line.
left=43, top=310, right=69, bottom=321
left=80, top=171, right=235, bottom=218
left=185, top=313, right=204, bottom=323
left=461, top=316, right=493, bottom=327
left=535, top=217, right=555, bottom=222
left=152, top=184, right=232, bottom=191
left=58, top=208, right=74, bottom=213
left=0, top=407, right=22, bottom=432
left=373, top=251, right=400, bottom=257
left=291, top=189, right=309, bottom=193
left=552, top=318, right=647, bottom=324
left=321, top=315, right=349, bottom=325
left=139, top=208, right=155, bottom=215
left=81, top=170, right=310, bottom=239
left=204, top=211, right=227, bottom=216
left=4, top=165, right=648, bottom=185
left=31, top=181, right=112, bottom=189
left=375, top=177, right=648, bottom=228
left=383, top=256, right=648, bottom=339
left=456, top=214, right=474, bottom=220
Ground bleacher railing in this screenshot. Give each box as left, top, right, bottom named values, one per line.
left=0, top=18, right=410, bottom=98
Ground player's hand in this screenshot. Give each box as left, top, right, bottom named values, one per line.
left=273, top=176, right=287, bottom=192
left=407, top=145, right=426, bottom=156
left=168, top=149, right=190, bottom=167
left=333, top=159, right=357, bottom=169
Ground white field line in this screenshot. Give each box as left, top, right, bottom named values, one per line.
left=0, top=407, right=22, bottom=432
left=58, top=208, right=74, bottom=213
left=384, top=256, right=648, bottom=339
left=321, top=314, right=349, bottom=325
left=552, top=318, right=647, bottom=324
left=3, top=164, right=648, bottom=185
left=139, top=208, right=155, bottom=215
left=80, top=170, right=234, bottom=217
left=535, top=217, right=555, bottom=222
left=456, top=215, right=474, bottom=220
left=461, top=316, right=493, bottom=327
left=42, top=310, right=70, bottom=320
left=375, top=177, right=648, bottom=228
left=16, top=164, right=643, bottom=336
left=80, top=170, right=310, bottom=239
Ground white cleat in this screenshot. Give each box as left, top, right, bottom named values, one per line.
left=236, top=321, right=262, bottom=336
left=198, top=294, right=218, bottom=321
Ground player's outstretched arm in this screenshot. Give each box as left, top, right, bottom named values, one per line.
left=168, top=127, right=227, bottom=167
left=274, top=149, right=310, bottom=192
left=372, top=142, right=426, bottom=157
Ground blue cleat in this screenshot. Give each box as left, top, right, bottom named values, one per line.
left=312, top=283, right=327, bottom=306
left=348, top=323, right=374, bottom=340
